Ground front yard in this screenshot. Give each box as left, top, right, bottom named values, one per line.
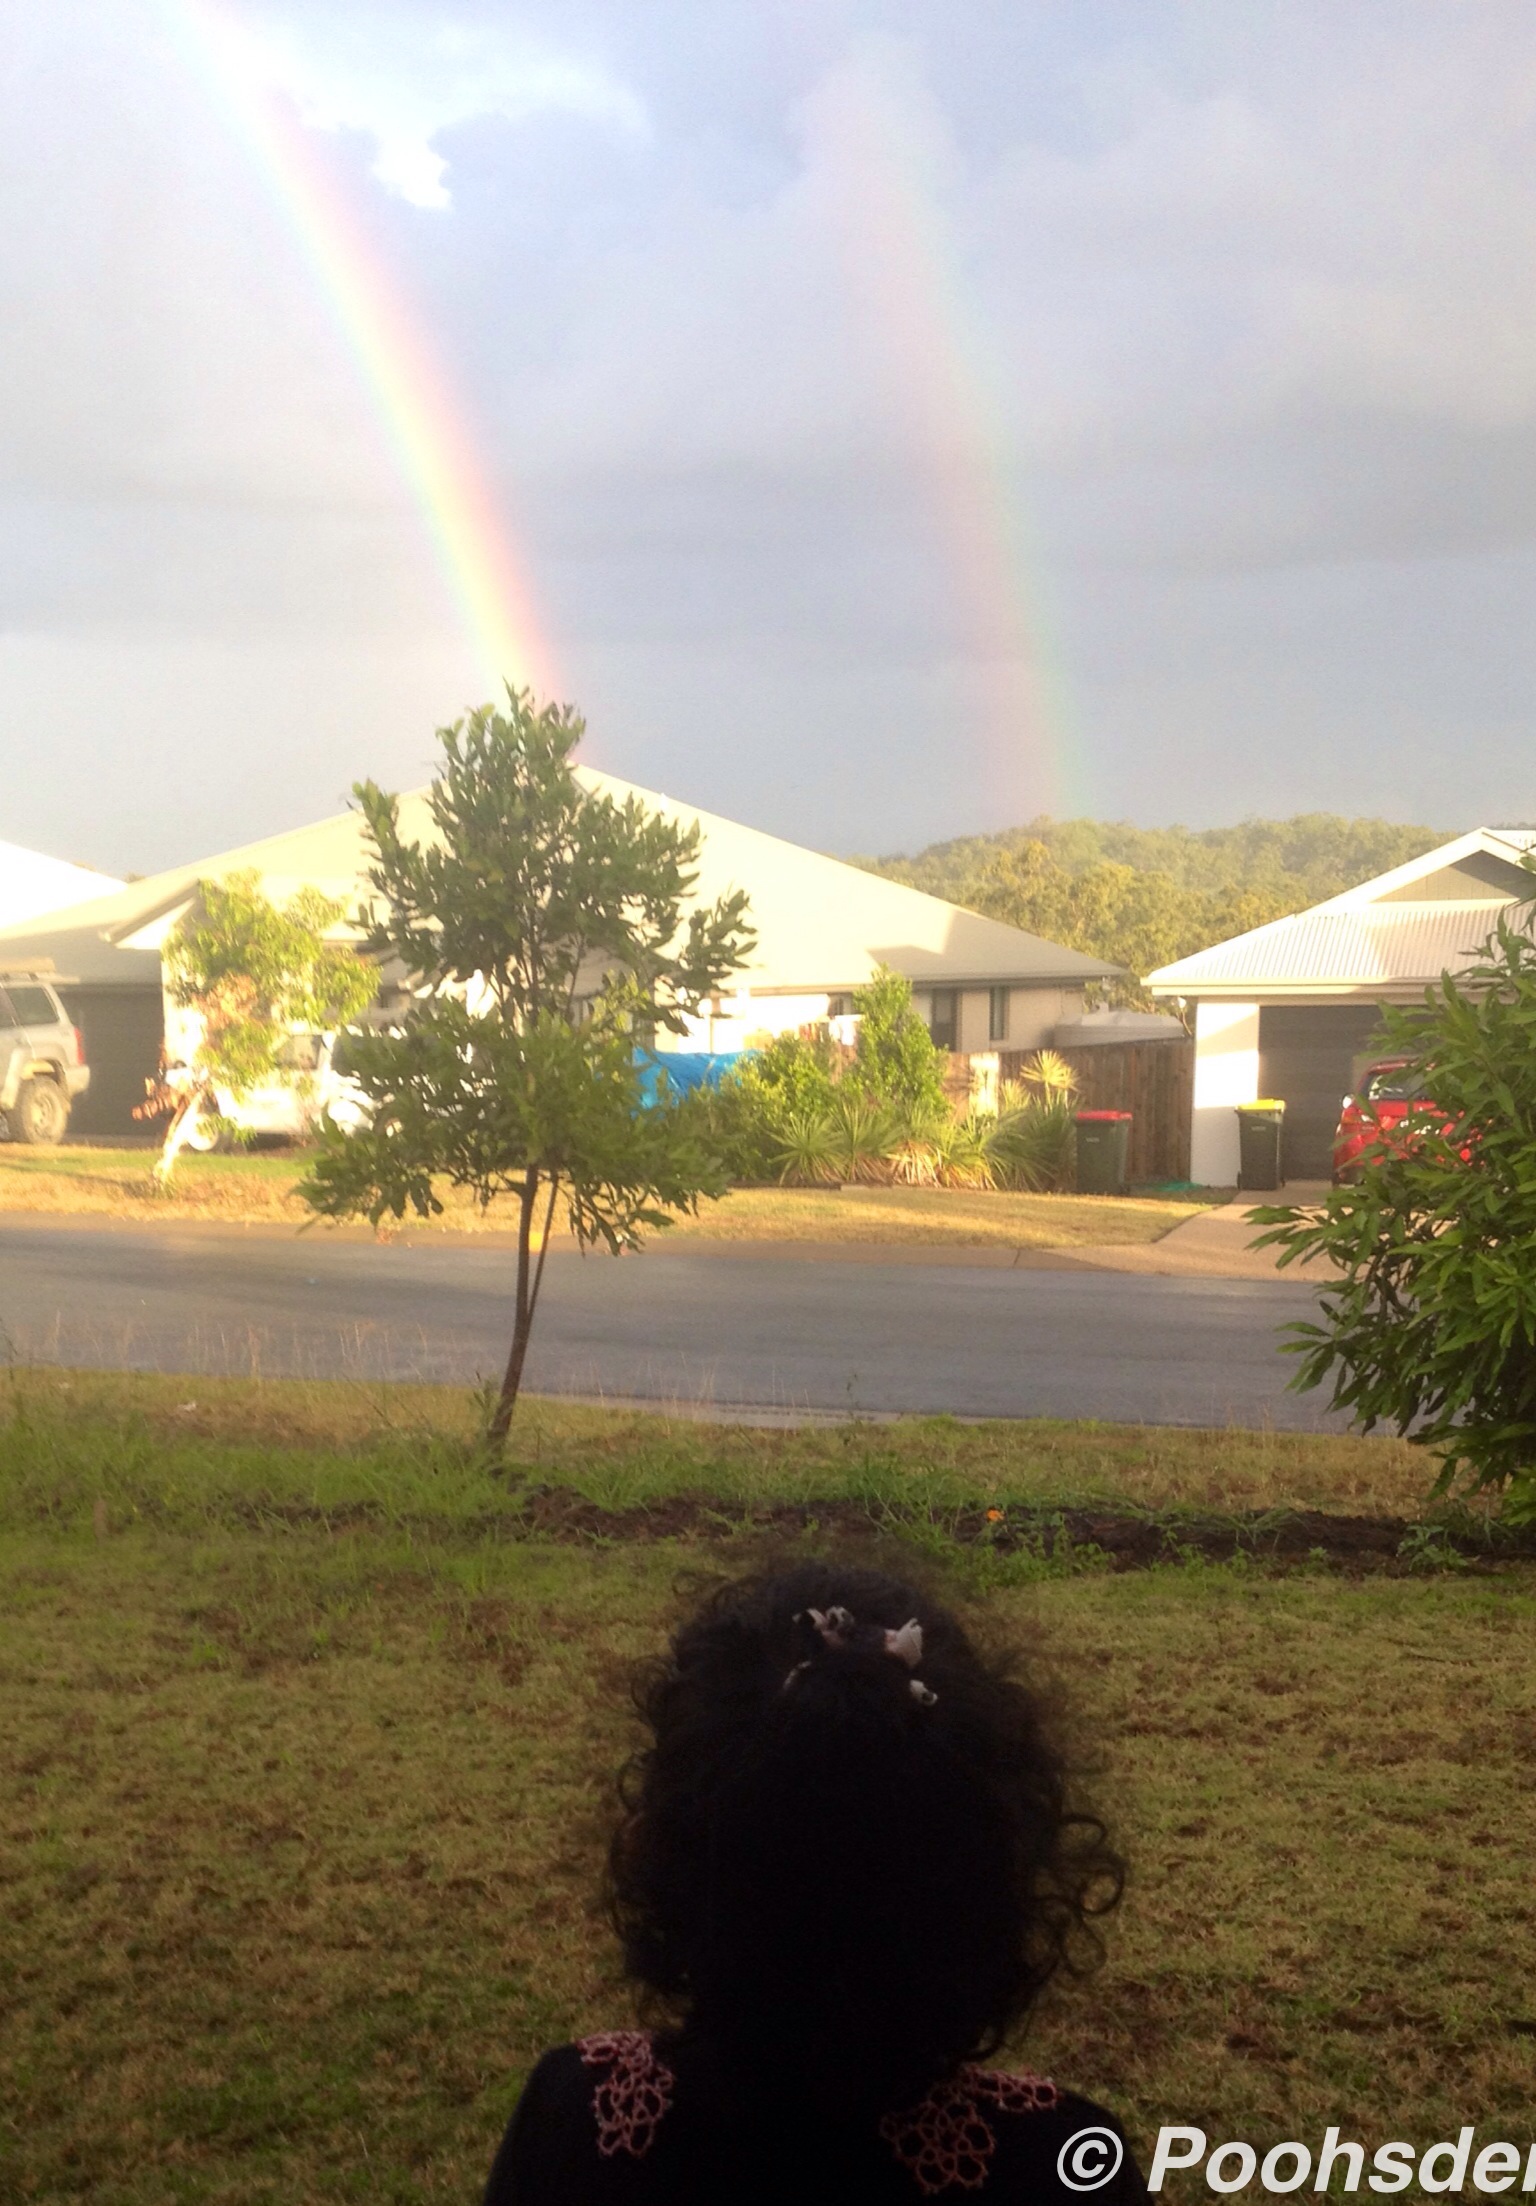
left=0, top=1143, right=1217, bottom=1246
left=2, top=1372, right=1532, bottom=2202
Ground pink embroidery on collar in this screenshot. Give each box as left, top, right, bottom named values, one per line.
left=879, top=2065, right=1061, bottom=2194
left=578, top=2030, right=676, bottom=2160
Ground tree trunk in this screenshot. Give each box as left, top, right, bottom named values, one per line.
left=154, top=1086, right=207, bottom=1183
left=485, top=1169, right=560, bottom=1453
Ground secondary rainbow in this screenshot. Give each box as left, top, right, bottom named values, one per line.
left=828, top=71, right=1078, bottom=822
left=162, top=0, right=557, bottom=701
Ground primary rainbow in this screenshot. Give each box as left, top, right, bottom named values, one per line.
left=162, top=0, right=557, bottom=702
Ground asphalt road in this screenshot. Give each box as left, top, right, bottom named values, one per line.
left=1, top=1219, right=1347, bottom=1429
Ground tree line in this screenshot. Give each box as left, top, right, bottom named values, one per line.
left=855, top=815, right=1447, bottom=1006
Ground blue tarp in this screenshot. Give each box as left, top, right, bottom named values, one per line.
left=635, top=1050, right=745, bottom=1104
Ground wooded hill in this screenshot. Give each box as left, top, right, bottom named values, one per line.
left=854, top=815, right=1447, bottom=1006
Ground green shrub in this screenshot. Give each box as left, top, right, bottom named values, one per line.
left=825, top=1091, right=901, bottom=1183
left=708, top=1032, right=838, bottom=1179
left=768, top=1106, right=842, bottom=1185
left=988, top=1097, right=1078, bottom=1193
left=1251, top=903, right=1536, bottom=1517
left=847, top=966, right=949, bottom=1114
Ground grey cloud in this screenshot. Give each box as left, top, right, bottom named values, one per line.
left=5, top=0, right=1536, bottom=871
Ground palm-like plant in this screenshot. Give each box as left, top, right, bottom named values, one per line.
left=826, top=1090, right=901, bottom=1183
left=887, top=1098, right=949, bottom=1186
left=931, top=1110, right=998, bottom=1189
left=989, top=1095, right=1077, bottom=1192
left=1011, top=1049, right=1078, bottom=1105
left=769, top=1106, right=842, bottom=1186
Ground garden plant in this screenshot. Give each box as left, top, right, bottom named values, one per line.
left=145, top=872, right=375, bottom=1183
left=705, top=973, right=1082, bottom=1193
left=1253, top=901, right=1536, bottom=1521
left=298, top=688, right=754, bottom=1448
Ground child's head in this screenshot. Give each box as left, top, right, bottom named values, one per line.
left=608, top=1561, right=1123, bottom=2113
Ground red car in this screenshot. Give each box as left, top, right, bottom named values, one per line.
left=1332, top=1057, right=1450, bottom=1182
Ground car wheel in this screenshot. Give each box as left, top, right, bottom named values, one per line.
left=12, top=1077, right=70, bottom=1145
left=182, top=1106, right=229, bottom=1155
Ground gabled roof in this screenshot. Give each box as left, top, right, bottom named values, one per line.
left=0, top=771, right=1119, bottom=993
left=0, top=840, right=123, bottom=932
left=1311, top=826, right=1536, bottom=909
left=1147, top=827, right=1536, bottom=998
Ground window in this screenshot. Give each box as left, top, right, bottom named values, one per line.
left=988, top=986, right=1009, bottom=1042
left=6, top=985, right=58, bottom=1026
left=927, top=989, right=958, bottom=1052
left=827, top=993, right=853, bottom=1019
left=0, top=990, right=15, bottom=1030
left=1362, top=1064, right=1429, bottom=1103
left=275, top=1033, right=324, bottom=1072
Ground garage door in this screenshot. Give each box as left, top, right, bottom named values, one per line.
left=1258, top=1004, right=1389, bottom=1179
left=57, top=987, right=165, bottom=1136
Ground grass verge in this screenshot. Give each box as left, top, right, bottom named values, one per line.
left=4, top=1374, right=1531, bottom=2202
left=0, top=1145, right=1216, bottom=1246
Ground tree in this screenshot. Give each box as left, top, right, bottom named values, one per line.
left=298, top=689, right=755, bottom=1450
left=152, top=872, right=375, bottom=1182
left=1250, top=905, right=1536, bottom=1520
left=847, top=966, right=948, bottom=1114
left=953, top=842, right=1289, bottom=1011
left=861, top=814, right=1445, bottom=908
left=856, top=815, right=1450, bottom=1008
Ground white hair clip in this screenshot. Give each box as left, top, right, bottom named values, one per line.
left=785, top=1608, right=938, bottom=1705
left=884, top=1619, right=936, bottom=1701
left=807, top=1606, right=856, bottom=1648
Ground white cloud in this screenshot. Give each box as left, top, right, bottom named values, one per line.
left=247, top=10, right=649, bottom=208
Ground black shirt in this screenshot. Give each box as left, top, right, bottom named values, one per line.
left=484, top=2030, right=1149, bottom=2203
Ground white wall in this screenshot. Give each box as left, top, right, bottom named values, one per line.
left=663, top=990, right=836, bottom=1052
left=663, top=981, right=1087, bottom=1059
left=1190, top=1000, right=1260, bottom=1185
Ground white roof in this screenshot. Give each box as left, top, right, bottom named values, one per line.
left=1148, top=827, right=1536, bottom=998
left=0, top=769, right=1118, bottom=995
left=0, top=840, right=123, bottom=933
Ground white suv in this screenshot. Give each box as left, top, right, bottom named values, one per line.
left=0, top=975, right=90, bottom=1143
left=178, top=1030, right=369, bottom=1151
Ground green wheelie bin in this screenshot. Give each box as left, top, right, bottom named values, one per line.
left=1074, top=1109, right=1133, bottom=1195
left=1236, top=1099, right=1286, bottom=1190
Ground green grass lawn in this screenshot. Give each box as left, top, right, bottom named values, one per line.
left=0, top=1144, right=1216, bottom=1246
left=3, top=1374, right=1532, bottom=2202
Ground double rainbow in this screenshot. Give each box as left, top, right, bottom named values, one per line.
left=159, top=13, right=1069, bottom=820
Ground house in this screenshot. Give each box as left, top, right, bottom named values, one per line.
left=0, top=839, right=123, bottom=930
left=0, top=770, right=1118, bottom=1135
left=1146, top=827, right=1536, bottom=1183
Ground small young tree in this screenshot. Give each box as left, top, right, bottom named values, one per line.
left=152, top=872, right=375, bottom=1182
left=846, top=966, right=949, bottom=1115
left=1251, top=905, right=1536, bottom=1520
left=298, top=689, right=755, bottom=1450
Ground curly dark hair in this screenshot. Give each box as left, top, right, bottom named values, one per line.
left=607, top=1562, right=1124, bottom=2116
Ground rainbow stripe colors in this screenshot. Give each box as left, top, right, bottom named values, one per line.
left=823, top=67, right=1074, bottom=822
left=163, top=0, right=557, bottom=703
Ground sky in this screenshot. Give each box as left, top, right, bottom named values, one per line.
left=5, top=0, right=1536, bottom=878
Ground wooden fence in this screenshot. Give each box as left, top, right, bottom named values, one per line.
left=993, top=1039, right=1195, bottom=1184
